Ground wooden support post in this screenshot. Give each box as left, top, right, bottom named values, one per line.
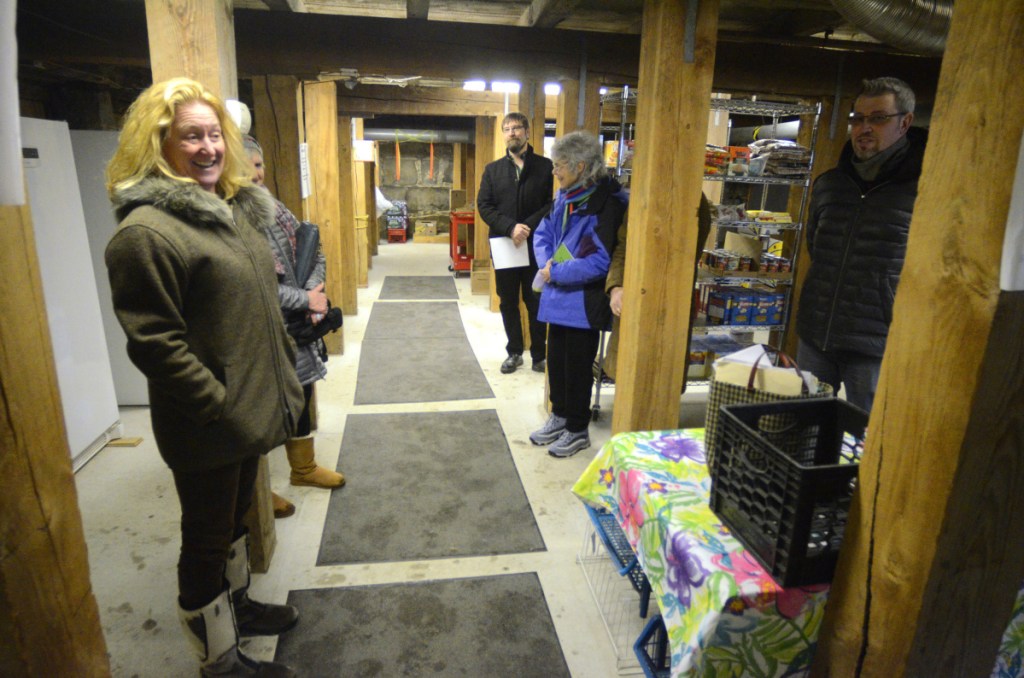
left=783, top=95, right=852, bottom=357
left=337, top=116, right=359, bottom=315
left=240, top=456, right=274, bottom=573
left=251, top=75, right=304, bottom=219
left=581, top=81, right=601, bottom=135
left=302, top=80, right=345, bottom=355
left=813, top=3, right=1024, bottom=676
left=0, top=195, right=110, bottom=676
left=555, top=79, right=580, bottom=138
left=702, top=94, right=730, bottom=208
left=465, top=148, right=476, bottom=207
left=473, top=116, right=496, bottom=274
left=144, top=0, right=238, bottom=99
left=146, top=0, right=276, bottom=566
left=611, top=0, right=718, bottom=434
left=354, top=160, right=373, bottom=287
left=524, top=80, right=547, bottom=150
left=452, top=143, right=464, bottom=190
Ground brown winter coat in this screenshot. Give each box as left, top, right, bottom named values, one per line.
left=603, top=193, right=712, bottom=381
left=105, top=176, right=304, bottom=472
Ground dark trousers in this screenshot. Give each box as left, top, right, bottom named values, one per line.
left=548, top=323, right=601, bottom=432
left=797, top=339, right=881, bottom=414
left=295, top=383, right=314, bottom=437
left=172, top=454, right=259, bottom=609
left=495, top=265, right=546, bottom=363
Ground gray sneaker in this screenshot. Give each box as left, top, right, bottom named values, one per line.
left=548, top=429, right=590, bottom=458
left=529, top=414, right=567, bottom=446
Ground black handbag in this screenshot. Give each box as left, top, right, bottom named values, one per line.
left=286, top=221, right=342, bottom=346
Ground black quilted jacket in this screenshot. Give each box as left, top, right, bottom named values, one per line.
left=796, top=126, right=928, bottom=358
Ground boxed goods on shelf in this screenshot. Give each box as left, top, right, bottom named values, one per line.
left=704, top=144, right=729, bottom=175
left=704, top=287, right=786, bottom=328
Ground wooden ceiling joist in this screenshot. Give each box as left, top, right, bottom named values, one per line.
left=407, top=0, right=430, bottom=20
left=518, top=0, right=581, bottom=28
left=260, top=0, right=308, bottom=11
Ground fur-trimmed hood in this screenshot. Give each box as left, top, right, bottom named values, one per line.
left=112, top=175, right=275, bottom=233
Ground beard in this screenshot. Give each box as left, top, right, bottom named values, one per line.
left=506, top=138, right=526, bottom=155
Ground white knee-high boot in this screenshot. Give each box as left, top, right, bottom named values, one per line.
left=178, top=588, right=295, bottom=677
left=224, top=534, right=299, bottom=637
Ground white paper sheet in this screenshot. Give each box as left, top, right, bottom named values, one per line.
left=490, top=236, right=530, bottom=269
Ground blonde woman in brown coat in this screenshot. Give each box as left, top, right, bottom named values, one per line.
left=105, top=78, right=304, bottom=677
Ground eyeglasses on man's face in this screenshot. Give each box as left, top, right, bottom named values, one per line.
left=849, top=112, right=906, bottom=127
left=502, top=125, right=526, bottom=135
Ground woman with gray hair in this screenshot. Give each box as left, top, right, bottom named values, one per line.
left=529, top=130, right=626, bottom=457
left=243, top=135, right=345, bottom=520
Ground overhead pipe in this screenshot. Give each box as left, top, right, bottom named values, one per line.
left=362, top=128, right=472, bottom=144
left=830, top=0, right=952, bottom=56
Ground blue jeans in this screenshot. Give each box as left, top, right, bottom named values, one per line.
left=796, top=339, right=881, bottom=414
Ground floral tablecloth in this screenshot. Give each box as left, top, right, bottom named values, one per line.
left=572, top=429, right=827, bottom=677
left=573, top=429, right=1024, bottom=678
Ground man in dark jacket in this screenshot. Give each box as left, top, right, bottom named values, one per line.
left=477, top=112, right=554, bottom=373
left=796, top=77, right=927, bottom=414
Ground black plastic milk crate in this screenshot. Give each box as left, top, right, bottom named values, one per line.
left=708, top=397, right=867, bottom=588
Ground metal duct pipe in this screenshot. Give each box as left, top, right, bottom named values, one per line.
left=362, top=128, right=472, bottom=144
left=830, top=0, right=952, bottom=56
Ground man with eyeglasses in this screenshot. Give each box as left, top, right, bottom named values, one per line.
left=796, top=76, right=928, bottom=414
left=478, top=112, right=554, bottom=374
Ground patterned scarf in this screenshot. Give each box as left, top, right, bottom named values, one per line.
left=556, top=183, right=598, bottom=234
left=271, top=199, right=298, bottom=276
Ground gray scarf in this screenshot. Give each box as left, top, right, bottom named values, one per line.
left=852, top=133, right=909, bottom=183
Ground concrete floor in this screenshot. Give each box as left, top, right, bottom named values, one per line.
left=76, top=240, right=708, bottom=677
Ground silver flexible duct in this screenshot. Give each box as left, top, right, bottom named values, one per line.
left=830, top=0, right=952, bottom=55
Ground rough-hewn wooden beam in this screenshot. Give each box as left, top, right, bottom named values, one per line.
left=407, top=0, right=430, bottom=20
left=18, top=5, right=943, bottom=105
left=337, top=115, right=359, bottom=315
left=302, top=80, right=345, bottom=354
left=473, top=115, right=498, bottom=266
left=611, top=0, right=718, bottom=433
left=813, top=1, right=1024, bottom=676
left=251, top=74, right=304, bottom=217
left=517, top=0, right=580, bottom=28
left=145, top=0, right=238, bottom=99
left=262, top=0, right=307, bottom=10
left=0, top=194, right=110, bottom=678
left=336, top=85, right=509, bottom=117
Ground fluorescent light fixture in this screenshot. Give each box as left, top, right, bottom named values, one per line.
left=599, top=87, right=608, bottom=95
left=491, top=81, right=520, bottom=93
left=463, top=80, right=486, bottom=91
left=544, top=83, right=561, bottom=96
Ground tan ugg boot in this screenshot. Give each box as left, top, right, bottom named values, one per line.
left=285, top=436, right=345, bottom=488
left=271, top=492, right=295, bottom=519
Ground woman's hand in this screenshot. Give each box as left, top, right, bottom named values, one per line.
left=609, top=286, right=624, bottom=316
left=307, top=282, right=328, bottom=314
left=539, top=259, right=553, bottom=283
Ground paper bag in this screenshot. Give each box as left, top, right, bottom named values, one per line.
left=704, top=345, right=833, bottom=468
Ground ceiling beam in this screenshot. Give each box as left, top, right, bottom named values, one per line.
left=407, top=0, right=429, bottom=20
left=260, top=0, right=307, bottom=10
left=517, top=0, right=581, bottom=29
